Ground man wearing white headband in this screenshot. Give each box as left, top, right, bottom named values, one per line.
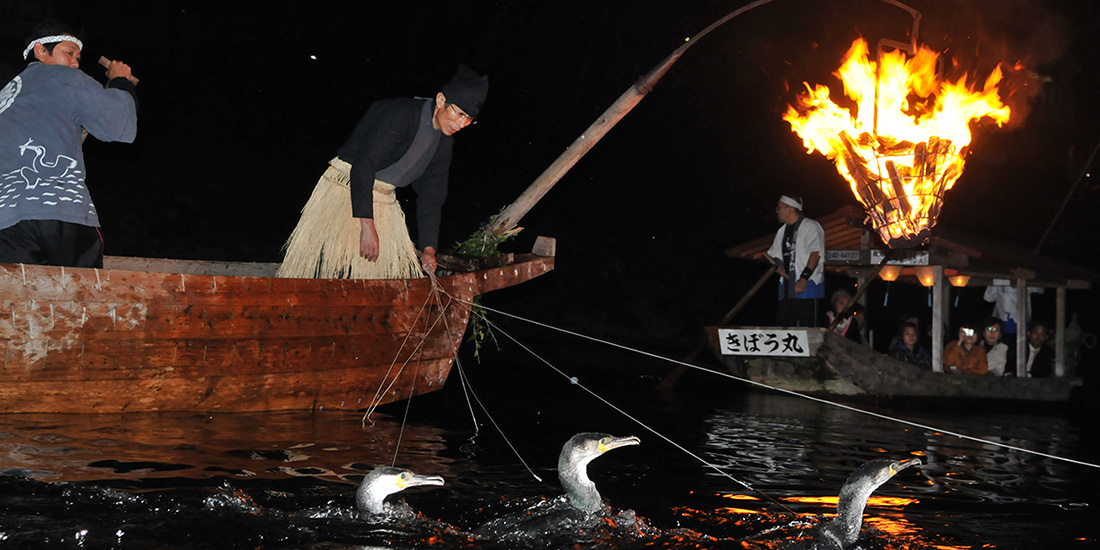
left=0, top=19, right=137, bottom=267
left=766, top=194, right=825, bottom=326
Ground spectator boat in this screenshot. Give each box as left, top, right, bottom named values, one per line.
left=706, top=326, right=1081, bottom=402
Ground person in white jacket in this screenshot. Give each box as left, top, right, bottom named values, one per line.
left=766, top=195, right=825, bottom=327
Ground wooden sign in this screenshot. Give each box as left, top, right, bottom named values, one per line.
left=717, top=328, right=811, bottom=357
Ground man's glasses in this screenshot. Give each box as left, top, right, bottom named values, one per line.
left=447, top=103, right=476, bottom=125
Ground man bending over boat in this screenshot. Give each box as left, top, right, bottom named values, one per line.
left=0, top=19, right=137, bottom=268
left=278, top=65, right=488, bottom=279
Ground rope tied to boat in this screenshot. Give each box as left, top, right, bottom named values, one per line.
left=429, top=285, right=1100, bottom=472
left=424, top=270, right=545, bottom=481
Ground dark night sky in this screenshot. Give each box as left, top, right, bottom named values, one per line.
left=3, top=0, right=1099, bottom=352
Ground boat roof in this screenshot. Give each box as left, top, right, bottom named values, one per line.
left=725, top=205, right=1096, bottom=289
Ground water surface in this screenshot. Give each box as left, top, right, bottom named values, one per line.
left=0, top=353, right=1096, bottom=549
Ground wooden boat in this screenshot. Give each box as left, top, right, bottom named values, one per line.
left=706, top=326, right=1082, bottom=403
left=0, top=250, right=553, bottom=414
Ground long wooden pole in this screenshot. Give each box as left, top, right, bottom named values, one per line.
left=827, top=253, right=890, bottom=331
left=483, top=0, right=776, bottom=238
left=656, top=264, right=777, bottom=391
left=1035, top=139, right=1100, bottom=253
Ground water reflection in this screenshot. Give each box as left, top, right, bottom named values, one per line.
left=0, top=385, right=1096, bottom=548
left=0, top=410, right=449, bottom=483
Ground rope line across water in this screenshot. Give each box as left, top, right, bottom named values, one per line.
left=482, top=316, right=796, bottom=515
left=450, top=294, right=1100, bottom=471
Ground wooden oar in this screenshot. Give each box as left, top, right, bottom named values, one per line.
left=656, top=263, right=778, bottom=391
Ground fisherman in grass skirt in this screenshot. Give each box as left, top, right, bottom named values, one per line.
left=278, top=65, right=488, bottom=279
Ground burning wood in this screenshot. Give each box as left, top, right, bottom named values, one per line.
left=784, top=38, right=1011, bottom=247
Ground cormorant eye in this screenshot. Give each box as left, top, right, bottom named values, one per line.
left=399, top=472, right=408, bottom=479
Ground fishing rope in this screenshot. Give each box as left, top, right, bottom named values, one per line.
left=481, top=314, right=795, bottom=515
left=360, top=288, right=432, bottom=424
left=417, top=271, right=545, bottom=482
left=367, top=279, right=448, bottom=466
left=391, top=371, right=416, bottom=467
left=426, top=272, right=481, bottom=434
left=450, top=293, right=1100, bottom=471
left=361, top=283, right=451, bottom=424
left=454, top=356, right=481, bottom=436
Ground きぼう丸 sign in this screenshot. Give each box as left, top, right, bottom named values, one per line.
left=717, top=328, right=810, bottom=357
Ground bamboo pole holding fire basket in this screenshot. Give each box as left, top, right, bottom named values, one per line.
left=481, top=0, right=777, bottom=240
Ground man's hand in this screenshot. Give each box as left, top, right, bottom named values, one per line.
left=421, top=246, right=437, bottom=275
left=359, top=218, right=379, bottom=261
left=105, top=59, right=133, bottom=82
left=794, top=279, right=808, bottom=294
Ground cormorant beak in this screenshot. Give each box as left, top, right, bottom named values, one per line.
left=890, top=457, right=922, bottom=476
left=599, top=435, right=641, bottom=454
left=397, top=473, right=445, bottom=490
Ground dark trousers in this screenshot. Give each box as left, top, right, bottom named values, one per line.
left=0, top=219, right=104, bottom=268
left=776, top=298, right=820, bottom=327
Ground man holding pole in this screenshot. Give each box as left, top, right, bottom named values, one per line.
left=0, top=19, right=137, bottom=268
left=766, top=195, right=824, bottom=327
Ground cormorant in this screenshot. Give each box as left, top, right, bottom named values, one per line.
left=812, top=457, right=921, bottom=549
left=558, top=432, right=641, bottom=512
left=355, top=466, right=444, bottom=516
left=472, top=432, right=646, bottom=544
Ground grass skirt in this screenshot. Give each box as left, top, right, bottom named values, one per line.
left=276, top=157, right=423, bottom=279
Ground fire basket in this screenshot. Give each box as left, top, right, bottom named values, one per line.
left=784, top=1, right=1010, bottom=248
left=841, top=133, right=962, bottom=248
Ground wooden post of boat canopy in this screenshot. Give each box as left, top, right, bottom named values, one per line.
left=859, top=232, right=872, bottom=347
left=1016, top=277, right=1028, bottom=377
left=940, top=271, right=952, bottom=344
left=931, top=266, right=945, bottom=373
left=1056, top=286, right=1067, bottom=377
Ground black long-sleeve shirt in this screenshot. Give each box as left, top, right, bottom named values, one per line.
left=336, top=97, right=452, bottom=250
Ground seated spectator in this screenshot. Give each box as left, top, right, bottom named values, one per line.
left=980, top=316, right=1014, bottom=376
left=886, top=313, right=925, bottom=352
left=1024, top=320, right=1055, bottom=378
left=889, top=322, right=932, bottom=370
left=944, top=323, right=988, bottom=375
left=826, top=289, right=865, bottom=344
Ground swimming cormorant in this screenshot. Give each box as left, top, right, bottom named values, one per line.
left=472, top=432, right=646, bottom=544
left=812, top=457, right=921, bottom=549
left=558, top=432, right=641, bottom=512
left=355, top=466, right=444, bottom=515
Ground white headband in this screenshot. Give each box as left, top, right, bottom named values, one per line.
left=779, top=195, right=804, bottom=210
left=23, top=35, right=83, bottom=60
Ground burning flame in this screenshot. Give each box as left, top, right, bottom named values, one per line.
left=784, top=38, right=1011, bottom=247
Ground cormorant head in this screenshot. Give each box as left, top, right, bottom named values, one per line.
left=558, top=432, right=640, bottom=513
left=819, top=457, right=921, bottom=549
left=844, top=457, right=922, bottom=493
left=356, top=466, right=445, bottom=515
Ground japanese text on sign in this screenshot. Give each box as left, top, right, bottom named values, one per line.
left=717, top=328, right=809, bottom=357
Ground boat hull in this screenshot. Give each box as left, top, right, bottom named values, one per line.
left=0, top=255, right=553, bottom=413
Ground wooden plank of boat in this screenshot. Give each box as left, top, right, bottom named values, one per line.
left=706, top=326, right=1081, bottom=402
left=0, top=253, right=553, bottom=414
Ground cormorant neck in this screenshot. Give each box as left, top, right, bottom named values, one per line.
left=356, top=481, right=389, bottom=515
left=821, top=481, right=875, bottom=548
left=560, top=455, right=603, bottom=513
